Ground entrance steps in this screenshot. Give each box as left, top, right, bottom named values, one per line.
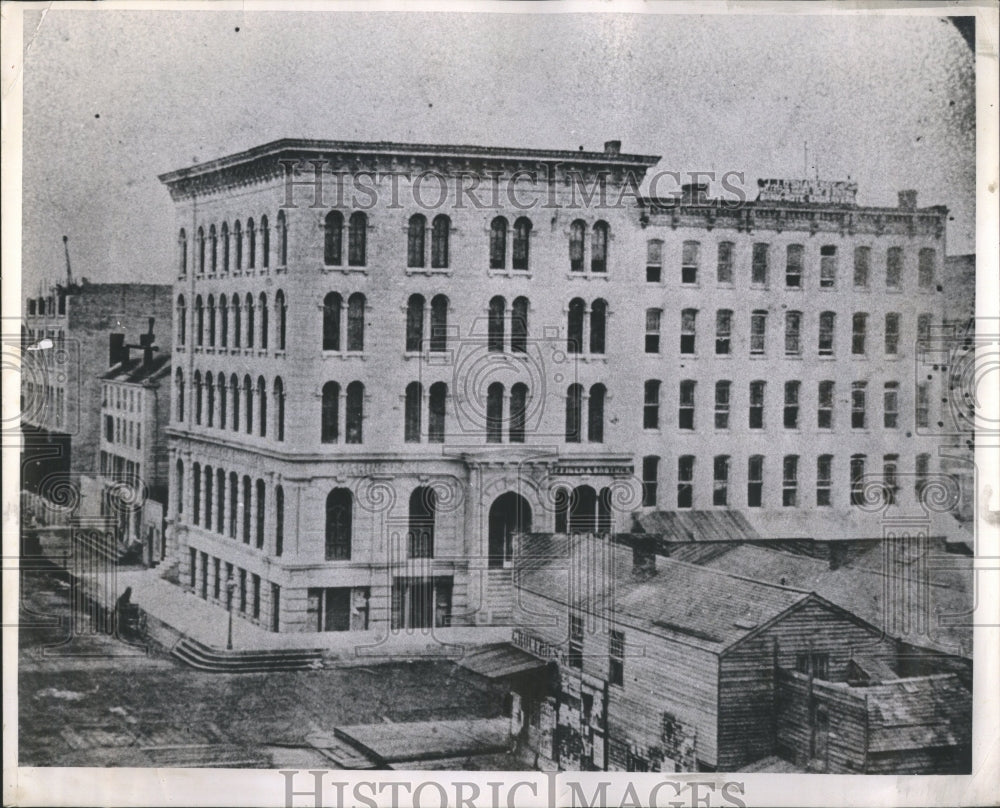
left=171, top=637, right=323, bottom=673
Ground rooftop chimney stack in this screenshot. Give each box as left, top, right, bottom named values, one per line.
left=604, top=140, right=622, bottom=155
left=898, top=190, right=918, bottom=210
left=109, top=333, right=127, bottom=368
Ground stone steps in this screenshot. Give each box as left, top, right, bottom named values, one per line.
left=171, top=637, right=323, bottom=673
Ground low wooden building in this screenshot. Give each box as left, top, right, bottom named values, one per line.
left=506, top=533, right=971, bottom=773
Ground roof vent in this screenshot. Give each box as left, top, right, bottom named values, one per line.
left=604, top=140, right=622, bottom=155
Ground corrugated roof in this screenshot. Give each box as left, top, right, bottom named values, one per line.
left=865, top=674, right=971, bottom=752
left=516, top=534, right=810, bottom=654
left=632, top=510, right=761, bottom=541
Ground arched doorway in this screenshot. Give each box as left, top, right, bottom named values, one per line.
left=488, top=492, right=532, bottom=568
left=568, top=485, right=597, bottom=534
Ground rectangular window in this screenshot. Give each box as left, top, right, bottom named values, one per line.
left=917, top=383, right=930, bottom=428
left=717, top=241, right=734, bottom=284
left=852, top=382, right=867, bottom=429
left=852, top=313, right=868, bottom=355
left=748, top=455, right=764, bottom=507
left=785, top=311, right=802, bottom=356
left=645, top=309, right=661, bottom=354
left=819, top=245, right=837, bottom=288
left=884, top=382, right=899, bottom=428
left=646, top=240, right=663, bottom=283
left=750, top=311, right=767, bottom=356
left=851, top=455, right=866, bottom=506
left=751, top=243, right=769, bottom=286
left=680, top=309, right=697, bottom=355
left=252, top=573, right=261, bottom=619
left=678, top=380, right=695, bottom=430
left=642, top=456, right=659, bottom=507
left=643, top=380, right=661, bottom=430
left=568, top=613, right=584, bottom=669
left=749, top=380, right=765, bottom=429
left=918, top=248, right=935, bottom=289
left=785, top=244, right=803, bottom=288
left=715, top=310, right=732, bottom=355
left=677, top=455, right=694, bottom=508
left=609, top=630, right=625, bottom=686
left=713, top=455, right=729, bottom=506
left=885, top=313, right=900, bottom=355
left=783, top=381, right=800, bottom=429
left=714, top=381, right=731, bottom=429
left=915, top=453, right=930, bottom=501
left=853, top=246, right=870, bottom=288
left=818, top=381, right=834, bottom=429
left=886, top=247, right=902, bottom=289
left=796, top=652, right=830, bottom=679
left=883, top=454, right=899, bottom=505
left=816, top=455, right=833, bottom=506
left=681, top=241, right=699, bottom=284
left=782, top=455, right=799, bottom=506
left=917, top=313, right=932, bottom=345
left=818, top=311, right=835, bottom=356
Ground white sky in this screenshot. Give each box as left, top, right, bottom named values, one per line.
left=19, top=7, right=976, bottom=289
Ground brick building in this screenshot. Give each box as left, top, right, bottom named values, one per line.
left=159, top=138, right=958, bottom=635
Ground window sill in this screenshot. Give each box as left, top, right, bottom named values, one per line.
left=323, top=351, right=365, bottom=360
left=274, top=350, right=286, bottom=359
left=784, top=354, right=804, bottom=360
left=749, top=353, right=767, bottom=359
left=565, top=272, right=610, bottom=281
left=487, top=269, right=533, bottom=279
left=257, top=349, right=268, bottom=358
left=680, top=282, right=700, bottom=289
left=321, top=265, right=368, bottom=275
left=406, top=267, right=451, bottom=277
left=817, top=353, right=835, bottom=360
left=275, top=265, right=288, bottom=274
left=205, top=347, right=216, bottom=355
left=714, top=352, right=733, bottom=359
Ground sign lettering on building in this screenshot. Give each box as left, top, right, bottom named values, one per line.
left=756, top=178, right=858, bottom=205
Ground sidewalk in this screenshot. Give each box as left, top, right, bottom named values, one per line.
left=88, top=566, right=512, bottom=660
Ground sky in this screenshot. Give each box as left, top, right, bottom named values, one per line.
left=18, top=7, right=976, bottom=290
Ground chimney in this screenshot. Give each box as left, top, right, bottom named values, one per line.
left=109, top=333, right=126, bottom=367
left=898, top=190, right=918, bottom=210
left=681, top=183, right=709, bottom=204
left=632, top=535, right=657, bottom=580
left=139, top=317, right=156, bottom=367
left=604, top=140, right=622, bottom=155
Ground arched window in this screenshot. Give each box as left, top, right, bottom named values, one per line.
left=228, top=472, right=238, bottom=537
left=347, top=293, right=365, bottom=351
left=242, top=475, right=252, bottom=543
left=348, top=211, right=367, bottom=266
left=230, top=374, right=239, bottom=431
left=511, top=297, right=528, bottom=354
left=205, top=374, right=215, bottom=427
left=245, top=293, right=255, bottom=348
left=274, top=377, right=284, bottom=441
left=323, top=292, right=342, bottom=351
left=408, top=214, right=426, bottom=268
left=176, top=295, right=186, bottom=346
left=488, top=296, right=505, bottom=353
left=178, top=229, right=187, bottom=276
left=409, top=487, right=436, bottom=558
left=207, top=295, right=216, bottom=347
left=197, top=226, right=205, bottom=274
left=590, top=299, right=607, bottom=354
left=486, top=382, right=504, bottom=444
left=275, top=290, right=286, bottom=351
left=277, top=211, right=287, bottom=267
left=221, top=222, right=230, bottom=273
left=195, top=295, right=204, bottom=347
left=193, top=371, right=203, bottom=425
left=326, top=488, right=353, bottom=560
left=217, top=372, right=227, bottom=429
left=260, top=215, right=270, bottom=269
left=405, top=381, right=422, bottom=443
left=346, top=381, right=364, bottom=444
left=234, top=220, right=243, bottom=270
left=324, top=211, right=343, bottom=266
left=321, top=381, right=340, bottom=443
left=244, top=374, right=254, bottom=434
left=275, top=485, right=284, bottom=556
left=490, top=216, right=507, bottom=269
left=232, top=294, right=241, bottom=348
left=259, top=293, right=269, bottom=350
left=430, top=295, right=448, bottom=353
left=216, top=468, right=225, bottom=533
left=431, top=215, right=450, bottom=268
left=588, top=384, right=606, bottom=442
left=175, top=369, right=185, bottom=422
left=204, top=465, right=213, bottom=528
left=510, top=382, right=527, bottom=443
left=257, top=376, right=267, bottom=437
left=246, top=219, right=256, bottom=269
left=513, top=217, right=531, bottom=271
left=569, top=220, right=586, bottom=272
left=192, top=463, right=201, bottom=525
left=209, top=225, right=217, bottom=273
left=566, top=384, right=583, bottom=442
left=567, top=298, right=585, bottom=354
left=591, top=221, right=608, bottom=273
left=644, top=380, right=661, bottom=429
left=255, top=479, right=266, bottom=547
left=429, top=382, right=447, bottom=443
left=176, top=460, right=184, bottom=517
left=219, top=296, right=228, bottom=348
left=406, top=294, right=424, bottom=352
left=642, top=456, right=659, bottom=506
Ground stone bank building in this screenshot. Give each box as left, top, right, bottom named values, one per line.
left=159, top=138, right=953, bottom=635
